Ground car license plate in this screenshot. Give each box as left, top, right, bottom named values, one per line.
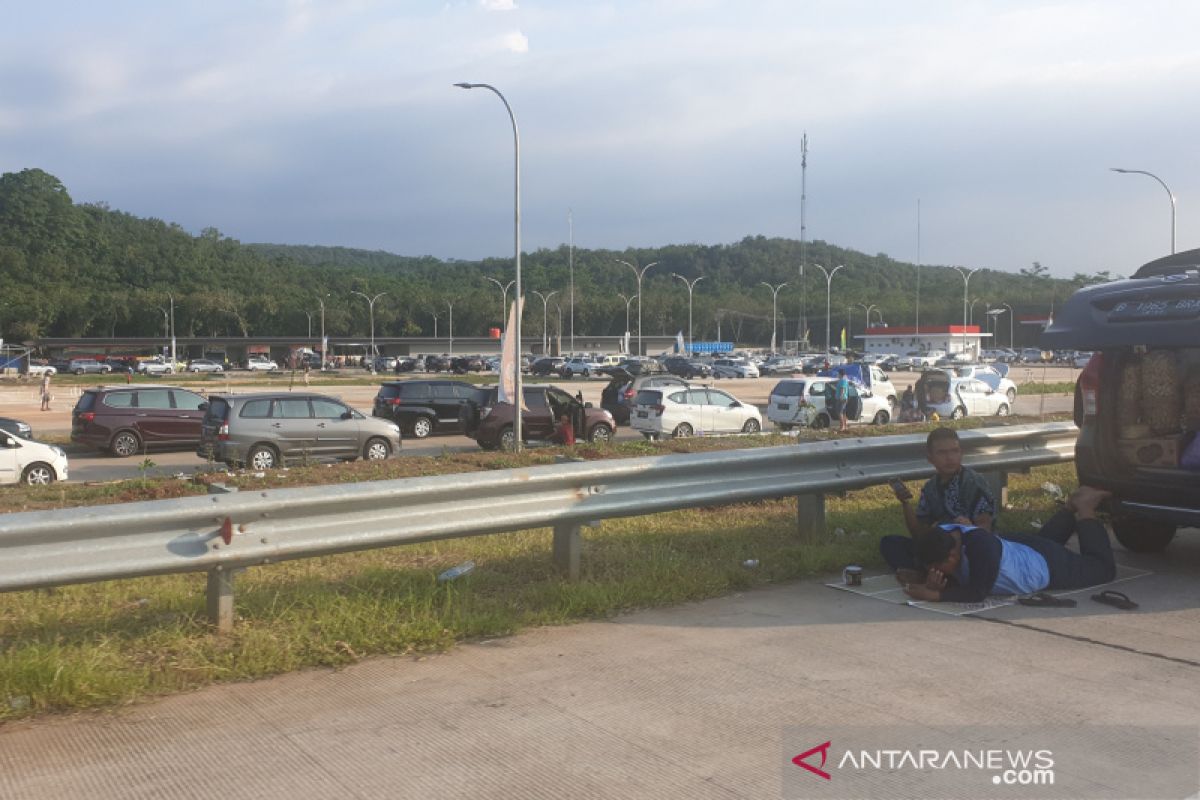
left=776, top=403, right=789, bottom=410
left=1108, top=298, right=1200, bottom=322
left=637, top=411, right=648, bottom=418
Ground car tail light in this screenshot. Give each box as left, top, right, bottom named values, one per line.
left=1077, top=352, right=1104, bottom=421
left=388, top=398, right=403, bottom=406
left=652, top=404, right=665, bottom=417
left=623, top=387, right=634, bottom=400
left=78, top=411, right=95, bottom=423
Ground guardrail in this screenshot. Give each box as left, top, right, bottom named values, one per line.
left=0, top=422, right=1078, bottom=630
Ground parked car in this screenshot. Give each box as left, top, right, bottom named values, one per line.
left=817, top=363, right=899, bottom=410
left=461, top=385, right=615, bottom=450
left=662, top=356, right=713, bottom=379
left=0, top=417, right=33, bottom=440
left=631, top=385, right=762, bottom=439
left=0, top=431, right=68, bottom=485
left=368, top=356, right=398, bottom=372
left=24, top=361, right=56, bottom=377
left=1041, top=248, right=1200, bottom=553
left=913, top=372, right=1011, bottom=419
left=68, top=358, right=113, bottom=375
left=768, top=377, right=894, bottom=429
left=137, top=358, right=176, bottom=375
left=758, top=356, right=805, bottom=375
left=198, top=393, right=401, bottom=469
left=450, top=355, right=487, bottom=374
left=1071, top=351, right=1095, bottom=369
left=557, top=357, right=603, bottom=378
left=246, top=356, right=278, bottom=372
left=943, top=364, right=1018, bottom=405
left=530, top=357, right=566, bottom=376
left=600, top=370, right=689, bottom=425
left=392, top=357, right=419, bottom=373
left=615, top=357, right=665, bottom=376
left=187, top=359, right=225, bottom=373
left=72, top=384, right=209, bottom=457
left=372, top=380, right=484, bottom=438
left=801, top=354, right=847, bottom=374
left=711, top=358, right=760, bottom=379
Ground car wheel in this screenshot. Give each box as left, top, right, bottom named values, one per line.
left=996, top=403, right=1010, bottom=416
left=248, top=444, right=278, bottom=470
left=811, top=413, right=830, bottom=429
left=190, top=368, right=199, bottom=373
left=672, top=422, right=694, bottom=438
left=777, top=423, right=793, bottom=432
left=73, top=369, right=84, bottom=375
left=363, top=437, right=391, bottom=461
left=22, top=462, right=55, bottom=485
left=582, top=370, right=590, bottom=378
left=742, top=418, right=761, bottom=433
left=1111, top=513, right=1177, bottom=553
left=950, top=406, right=967, bottom=420
left=411, top=417, right=434, bottom=439
left=216, top=367, right=223, bottom=373
left=589, top=423, right=613, bottom=443
left=1006, top=388, right=1017, bottom=404
left=166, top=367, right=174, bottom=374
left=872, top=410, right=890, bottom=425
left=110, top=430, right=141, bottom=458
left=564, top=369, right=574, bottom=378
left=498, top=425, right=516, bottom=451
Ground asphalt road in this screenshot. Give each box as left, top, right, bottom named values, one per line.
left=2, top=526, right=1196, bottom=799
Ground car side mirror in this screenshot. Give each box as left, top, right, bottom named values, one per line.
left=198, top=402, right=209, bottom=412
left=341, top=411, right=353, bottom=420
left=3, top=437, right=14, bottom=448
left=584, top=402, right=593, bottom=408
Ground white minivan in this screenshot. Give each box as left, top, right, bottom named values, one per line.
left=0, top=433, right=69, bottom=485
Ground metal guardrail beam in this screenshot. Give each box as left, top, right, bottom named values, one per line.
left=0, top=422, right=1078, bottom=630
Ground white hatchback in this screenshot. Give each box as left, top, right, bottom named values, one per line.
left=0, top=433, right=69, bottom=485
left=924, top=376, right=1012, bottom=419
left=630, top=386, right=762, bottom=439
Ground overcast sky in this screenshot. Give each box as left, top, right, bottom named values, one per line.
left=3, top=1, right=1197, bottom=277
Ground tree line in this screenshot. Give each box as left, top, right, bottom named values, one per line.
left=0, top=168, right=1114, bottom=349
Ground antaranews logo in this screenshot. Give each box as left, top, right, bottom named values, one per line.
left=791, top=741, right=832, bottom=780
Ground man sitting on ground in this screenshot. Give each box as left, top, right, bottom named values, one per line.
left=899, top=486, right=1116, bottom=602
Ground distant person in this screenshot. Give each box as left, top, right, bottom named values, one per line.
left=553, top=412, right=576, bottom=446
left=303, top=363, right=311, bottom=386
left=834, top=369, right=850, bottom=432
left=39, top=372, right=52, bottom=411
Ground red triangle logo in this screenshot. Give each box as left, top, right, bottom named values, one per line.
left=792, top=740, right=832, bottom=780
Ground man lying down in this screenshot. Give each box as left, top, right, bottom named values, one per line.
left=888, top=486, right=1117, bottom=603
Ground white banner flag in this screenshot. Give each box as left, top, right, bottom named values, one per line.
left=497, top=295, right=525, bottom=408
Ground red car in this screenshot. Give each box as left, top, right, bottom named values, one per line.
left=462, top=385, right=615, bottom=450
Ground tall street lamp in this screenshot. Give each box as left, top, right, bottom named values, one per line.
left=485, top=277, right=516, bottom=325
left=456, top=80, right=524, bottom=449
left=446, top=300, right=454, bottom=356
left=615, top=259, right=658, bottom=356
left=968, top=298, right=986, bottom=326
left=951, top=267, right=981, bottom=357
left=317, top=294, right=329, bottom=367
left=618, top=292, right=637, bottom=349
left=350, top=290, right=387, bottom=366
left=156, top=307, right=169, bottom=340
left=532, top=290, right=558, bottom=355
left=1110, top=167, right=1176, bottom=254
left=1000, top=303, right=1015, bottom=349
left=567, top=209, right=575, bottom=356
left=813, top=264, right=843, bottom=354
left=304, top=311, right=314, bottom=338
left=165, top=291, right=176, bottom=365
left=760, top=281, right=788, bottom=352
left=672, top=273, right=705, bottom=354
left=431, top=310, right=442, bottom=339
left=856, top=303, right=878, bottom=348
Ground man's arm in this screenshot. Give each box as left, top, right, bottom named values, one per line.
left=901, top=500, right=926, bottom=537
left=971, top=511, right=994, bottom=531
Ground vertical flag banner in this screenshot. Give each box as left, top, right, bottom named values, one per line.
left=498, top=296, right=526, bottom=409
left=840, top=327, right=847, bottom=351
left=675, top=331, right=685, bottom=354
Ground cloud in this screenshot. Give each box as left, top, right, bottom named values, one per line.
left=481, top=0, right=517, bottom=10
left=500, top=30, right=529, bottom=53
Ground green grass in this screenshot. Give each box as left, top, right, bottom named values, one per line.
left=0, top=460, right=1078, bottom=722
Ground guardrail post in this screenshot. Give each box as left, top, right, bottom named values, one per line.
left=980, top=470, right=1009, bottom=509
left=206, top=567, right=234, bottom=632
left=796, top=493, right=826, bottom=542
left=553, top=523, right=582, bottom=580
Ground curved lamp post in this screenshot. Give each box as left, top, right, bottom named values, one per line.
left=532, top=290, right=559, bottom=355
left=951, top=267, right=981, bottom=357
left=615, top=259, right=658, bottom=356
left=350, top=291, right=387, bottom=368
left=1000, top=303, right=1015, bottom=349
left=761, top=281, right=788, bottom=352
left=617, top=292, right=637, bottom=349
left=456, top=81, right=523, bottom=449
left=485, top=277, right=516, bottom=326
left=813, top=264, right=843, bottom=354
left=1110, top=167, right=1176, bottom=254
left=671, top=274, right=705, bottom=354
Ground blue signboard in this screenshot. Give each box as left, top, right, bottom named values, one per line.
left=689, top=341, right=733, bottom=354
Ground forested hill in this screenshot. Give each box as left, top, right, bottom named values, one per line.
left=1, top=168, right=1112, bottom=346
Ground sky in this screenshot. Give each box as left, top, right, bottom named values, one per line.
left=2, top=0, right=1198, bottom=278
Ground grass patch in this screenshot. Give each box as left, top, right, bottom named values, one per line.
left=1016, top=381, right=1076, bottom=395
left=0, top=460, right=1079, bottom=722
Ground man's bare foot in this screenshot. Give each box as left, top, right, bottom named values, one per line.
left=1069, top=486, right=1110, bottom=517
left=895, top=568, right=926, bottom=586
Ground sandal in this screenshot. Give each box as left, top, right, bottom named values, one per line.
left=1091, top=590, right=1138, bottom=610
left=1017, top=591, right=1077, bottom=608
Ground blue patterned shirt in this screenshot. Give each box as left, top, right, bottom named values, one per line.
left=916, top=467, right=996, bottom=525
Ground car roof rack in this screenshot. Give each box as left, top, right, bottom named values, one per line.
left=1132, top=247, right=1200, bottom=279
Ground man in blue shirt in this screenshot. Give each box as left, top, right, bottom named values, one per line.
left=901, top=486, right=1116, bottom=602
left=833, top=369, right=850, bottom=432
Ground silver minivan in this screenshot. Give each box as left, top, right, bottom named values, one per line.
left=198, top=393, right=401, bottom=469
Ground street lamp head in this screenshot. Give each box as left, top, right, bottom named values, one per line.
left=1110, top=167, right=1129, bottom=173
left=453, top=82, right=475, bottom=89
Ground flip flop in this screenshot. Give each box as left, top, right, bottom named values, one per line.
left=1091, top=590, right=1138, bottom=610
left=1017, top=591, right=1077, bottom=608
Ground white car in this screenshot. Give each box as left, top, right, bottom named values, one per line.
left=187, top=359, right=225, bottom=373
left=558, top=357, right=604, bottom=378
left=246, top=357, right=278, bottom=372
left=921, top=375, right=1012, bottom=419
left=943, top=364, right=1018, bottom=405
left=711, top=358, right=760, bottom=379
left=0, top=432, right=68, bottom=485
left=768, top=378, right=894, bottom=430
left=630, top=385, right=762, bottom=439
left=137, top=359, right=176, bottom=375
left=1072, top=351, right=1095, bottom=369
left=25, top=363, right=57, bottom=377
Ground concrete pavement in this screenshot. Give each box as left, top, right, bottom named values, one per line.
left=2, top=531, right=1198, bottom=799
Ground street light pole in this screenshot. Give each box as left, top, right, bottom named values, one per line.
left=318, top=295, right=328, bottom=368
left=968, top=298, right=984, bottom=326
left=456, top=81, right=524, bottom=450
left=485, top=277, right=516, bottom=325
left=671, top=273, right=705, bottom=354
left=447, top=300, right=454, bottom=356
left=532, top=290, right=558, bottom=355
left=617, top=292, right=637, bottom=349
left=350, top=291, right=387, bottom=368
left=760, top=281, right=788, bottom=352
left=1110, top=167, right=1176, bottom=254
left=304, top=311, right=314, bottom=339
left=1001, top=303, right=1015, bottom=349
left=813, top=264, right=844, bottom=354
left=951, top=267, right=982, bottom=357
left=615, top=259, right=658, bottom=356
left=166, top=292, right=176, bottom=366
left=568, top=208, right=574, bottom=356
left=856, top=303, right=878, bottom=348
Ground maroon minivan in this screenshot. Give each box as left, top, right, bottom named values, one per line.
left=71, top=385, right=209, bottom=457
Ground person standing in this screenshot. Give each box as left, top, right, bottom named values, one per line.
left=834, top=369, right=850, bottom=432
left=39, top=372, right=52, bottom=411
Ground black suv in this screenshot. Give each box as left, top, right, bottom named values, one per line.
left=373, top=380, right=485, bottom=438
left=1042, top=248, right=1200, bottom=552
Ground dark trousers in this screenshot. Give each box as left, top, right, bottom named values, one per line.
left=879, top=509, right=1117, bottom=590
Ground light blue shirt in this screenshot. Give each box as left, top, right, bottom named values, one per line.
left=992, top=538, right=1050, bottom=595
